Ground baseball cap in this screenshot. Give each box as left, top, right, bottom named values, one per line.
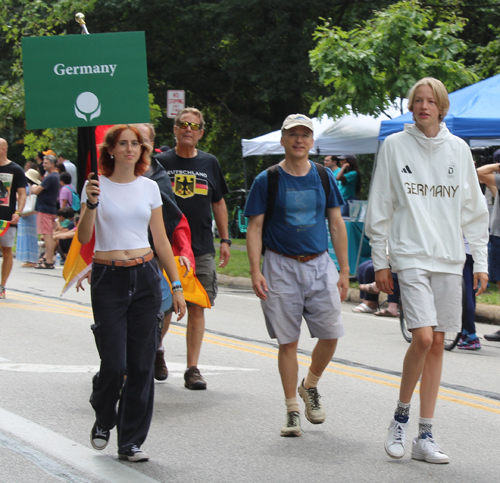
left=493, top=148, right=500, bottom=164
left=281, top=114, right=314, bottom=133
left=338, top=154, right=357, bottom=161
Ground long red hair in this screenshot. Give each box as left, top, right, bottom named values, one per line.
left=99, top=125, right=151, bottom=177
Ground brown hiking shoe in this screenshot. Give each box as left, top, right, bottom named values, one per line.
left=184, top=366, right=207, bottom=390
left=154, top=350, right=168, bottom=381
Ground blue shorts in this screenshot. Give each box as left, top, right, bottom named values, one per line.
left=488, top=235, right=500, bottom=282
left=159, top=268, right=173, bottom=314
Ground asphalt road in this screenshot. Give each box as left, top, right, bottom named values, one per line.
left=1, top=259, right=499, bottom=482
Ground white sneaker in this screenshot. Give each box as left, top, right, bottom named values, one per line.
left=280, top=411, right=301, bottom=437
left=298, top=379, right=325, bottom=424
left=385, top=418, right=409, bottom=459
left=411, top=436, right=450, bottom=464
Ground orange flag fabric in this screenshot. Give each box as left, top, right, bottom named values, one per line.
left=61, top=227, right=95, bottom=295
left=164, top=257, right=211, bottom=309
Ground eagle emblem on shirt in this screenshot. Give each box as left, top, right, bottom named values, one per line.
left=174, top=174, right=196, bottom=198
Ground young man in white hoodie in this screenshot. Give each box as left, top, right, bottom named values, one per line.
left=366, top=78, right=489, bottom=464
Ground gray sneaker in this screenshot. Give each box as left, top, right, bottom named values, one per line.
left=411, top=436, right=449, bottom=464
left=385, top=418, right=409, bottom=459
left=298, top=379, right=325, bottom=424
left=280, top=411, right=301, bottom=437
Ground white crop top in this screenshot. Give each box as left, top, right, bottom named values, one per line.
left=82, top=176, right=162, bottom=251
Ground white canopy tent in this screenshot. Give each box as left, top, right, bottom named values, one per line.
left=241, top=102, right=408, bottom=157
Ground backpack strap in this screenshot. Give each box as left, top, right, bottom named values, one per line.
left=261, top=164, right=281, bottom=254
left=264, top=164, right=280, bottom=230
left=313, top=162, right=331, bottom=216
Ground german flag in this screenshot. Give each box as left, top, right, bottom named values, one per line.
left=163, top=257, right=211, bottom=308
left=61, top=227, right=94, bottom=294
left=194, top=178, right=208, bottom=196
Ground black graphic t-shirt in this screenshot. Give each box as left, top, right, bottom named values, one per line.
left=156, top=149, right=229, bottom=256
left=0, top=161, right=27, bottom=222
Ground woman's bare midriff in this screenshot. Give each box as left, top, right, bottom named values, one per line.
left=94, top=248, right=152, bottom=260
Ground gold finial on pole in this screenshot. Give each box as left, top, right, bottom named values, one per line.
left=75, top=12, right=90, bottom=34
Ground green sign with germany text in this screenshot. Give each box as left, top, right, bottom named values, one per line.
left=22, top=32, right=150, bottom=129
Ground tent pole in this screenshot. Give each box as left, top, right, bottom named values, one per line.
left=243, top=158, right=248, bottom=191
left=354, top=140, right=381, bottom=277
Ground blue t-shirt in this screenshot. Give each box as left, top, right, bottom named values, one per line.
left=244, top=162, right=344, bottom=255
left=332, top=167, right=341, bottom=178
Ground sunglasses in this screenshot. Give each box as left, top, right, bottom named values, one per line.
left=177, top=121, right=202, bottom=131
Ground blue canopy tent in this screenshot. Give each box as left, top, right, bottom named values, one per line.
left=379, top=74, right=500, bottom=144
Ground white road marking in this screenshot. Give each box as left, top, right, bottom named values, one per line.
left=219, top=292, right=259, bottom=301
left=0, top=407, right=159, bottom=483
left=0, top=360, right=258, bottom=375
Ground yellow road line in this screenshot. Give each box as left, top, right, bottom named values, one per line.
left=6, top=298, right=500, bottom=413
left=188, top=328, right=500, bottom=414
left=8, top=293, right=92, bottom=311
left=2, top=303, right=93, bottom=318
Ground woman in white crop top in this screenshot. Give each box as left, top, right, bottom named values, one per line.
left=78, top=125, right=186, bottom=462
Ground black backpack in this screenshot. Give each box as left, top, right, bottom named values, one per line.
left=262, top=162, right=331, bottom=253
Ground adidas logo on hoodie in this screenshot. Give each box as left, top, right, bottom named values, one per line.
left=401, top=165, right=412, bottom=174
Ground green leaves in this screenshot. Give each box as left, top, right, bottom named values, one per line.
left=0, top=0, right=98, bottom=131
left=310, top=1, right=477, bottom=119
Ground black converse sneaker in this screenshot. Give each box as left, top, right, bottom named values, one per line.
left=118, top=445, right=149, bottom=462
left=90, top=422, right=110, bottom=450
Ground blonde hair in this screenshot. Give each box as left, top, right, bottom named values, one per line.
left=408, top=77, right=450, bottom=121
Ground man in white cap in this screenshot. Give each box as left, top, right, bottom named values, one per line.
left=245, top=114, right=349, bottom=437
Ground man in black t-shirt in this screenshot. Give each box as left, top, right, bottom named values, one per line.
left=0, top=138, right=27, bottom=299
left=156, top=107, right=231, bottom=390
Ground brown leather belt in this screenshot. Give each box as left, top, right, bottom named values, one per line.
left=93, top=250, right=154, bottom=267
left=267, top=248, right=325, bottom=263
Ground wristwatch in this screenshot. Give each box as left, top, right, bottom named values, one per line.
left=220, top=238, right=232, bottom=247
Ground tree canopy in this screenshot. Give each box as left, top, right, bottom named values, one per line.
left=310, top=1, right=477, bottom=119
left=2, top=0, right=500, bottom=191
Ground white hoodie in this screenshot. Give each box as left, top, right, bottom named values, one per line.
left=366, top=123, right=489, bottom=275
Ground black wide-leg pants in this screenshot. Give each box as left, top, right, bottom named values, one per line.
left=90, top=259, right=162, bottom=452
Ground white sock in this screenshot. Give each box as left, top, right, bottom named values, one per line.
left=285, top=397, right=300, bottom=413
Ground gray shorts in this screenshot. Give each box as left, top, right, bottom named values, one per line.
left=398, top=268, right=462, bottom=332
left=188, top=253, right=217, bottom=307
left=261, top=250, right=344, bottom=344
left=0, top=226, right=16, bottom=248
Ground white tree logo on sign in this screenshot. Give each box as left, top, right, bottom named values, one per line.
left=74, top=91, right=101, bottom=122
